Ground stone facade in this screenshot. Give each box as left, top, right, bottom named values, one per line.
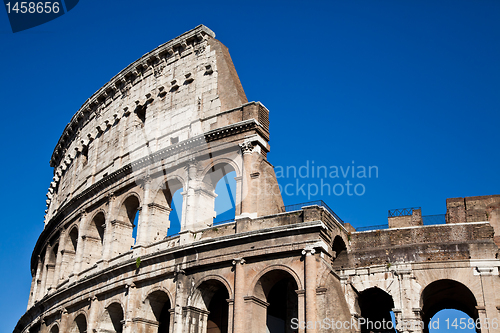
left=14, top=26, right=500, bottom=333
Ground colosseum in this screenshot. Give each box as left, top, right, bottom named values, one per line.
left=14, top=25, right=500, bottom=333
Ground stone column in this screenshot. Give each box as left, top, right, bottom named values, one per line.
left=302, top=247, right=318, bottom=333
left=137, top=176, right=152, bottom=247
left=239, top=142, right=255, bottom=218
left=183, top=160, right=198, bottom=231
left=173, top=266, right=187, bottom=333
left=234, top=176, right=243, bottom=216
left=59, top=308, right=69, bottom=333
left=73, top=210, right=88, bottom=275
left=86, top=296, right=99, bottom=333
left=102, top=193, right=116, bottom=261
left=31, top=257, right=43, bottom=306
left=123, top=283, right=136, bottom=333
left=233, top=258, right=246, bottom=333
left=227, top=298, right=234, bottom=333
left=296, top=290, right=306, bottom=333
left=54, top=229, right=68, bottom=283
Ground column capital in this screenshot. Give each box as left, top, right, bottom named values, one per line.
left=239, top=141, right=254, bottom=155
left=302, top=246, right=316, bottom=256
left=232, top=258, right=246, bottom=265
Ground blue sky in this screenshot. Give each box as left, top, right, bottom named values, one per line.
left=1, top=0, right=499, bottom=332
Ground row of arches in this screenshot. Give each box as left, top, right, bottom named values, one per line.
left=357, top=280, right=479, bottom=333
left=33, top=165, right=238, bottom=303
left=36, top=268, right=299, bottom=333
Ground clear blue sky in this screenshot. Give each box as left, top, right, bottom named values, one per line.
left=1, top=1, right=499, bottom=332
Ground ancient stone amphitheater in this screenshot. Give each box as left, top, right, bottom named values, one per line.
left=15, top=25, right=500, bottom=333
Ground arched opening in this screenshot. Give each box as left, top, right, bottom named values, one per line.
left=358, top=287, right=396, bottom=333
left=28, top=323, right=41, bottom=333
left=49, top=324, right=59, bottom=333
left=203, top=163, right=237, bottom=226
left=69, top=313, right=87, bottom=333
left=214, top=171, right=236, bottom=224
left=331, top=235, right=348, bottom=268
left=145, top=290, right=172, bottom=333
left=84, top=212, right=105, bottom=269
left=114, top=195, right=140, bottom=255
left=421, top=279, right=479, bottom=333
left=63, top=227, right=79, bottom=278
left=153, top=179, right=184, bottom=238
left=98, top=302, right=124, bottom=333
left=167, top=188, right=183, bottom=236
left=253, top=269, right=299, bottom=333
left=45, top=241, right=59, bottom=290
left=192, top=279, right=230, bottom=333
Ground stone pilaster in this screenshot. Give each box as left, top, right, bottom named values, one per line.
left=101, top=193, right=116, bottom=261
left=233, top=258, right=246, bottom=333
left=73, top=210, right=88, bottom=275
left=302, top=247, right=318, bottom=333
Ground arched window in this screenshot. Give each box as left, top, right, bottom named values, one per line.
left=253, top=270, right=299, bottom=333
left=331, top=235, right=348, bottom=268
left=357, top=287, right=396, bottom=333
left=49, top=324, right=59, bottom=333
left=213, top=171, right=236, bottom=224
left=61, top=226, right=79, bottom=279
left=153, top=179, right=184, bottom=238
left=84, top=212, right=105, bottom=269
left=69, top=314, right=87, bottom=333
left=98, top=303, right=124, bottom=333
left=145, top=290, right=172, bottom=333
left=46, top=242, right=59, bottom=290
left=421, top=279, right=479, bottom=333
left=192, top=280, right=230, bottom=333
left=203, top=164, right=237, bottom=226
left=114, top=196, right=140, bottom=255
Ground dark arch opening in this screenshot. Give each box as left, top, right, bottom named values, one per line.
left=254, top=269, right=299, bottom=333
left=154, top=178, right=184, bottom=237
left=146, top=290, right=171, bottom=333
left=69, top=227, right=78, bottom=252
left=421, top=279, right=479, bottom=333
left=70, top=313, right=87, bottom=333
left=195, top=279, right=230, bottom=333
left=358, top=287, right=396, bottom=333
left=49, top=325, right=59, bottom=333
left=207, top=287, right=230, bottom=333
left=332, top=235, right=348, bottom=268
left=117, top=196, right=140, bottom=252
left=102, top=302, right=124, bottom=333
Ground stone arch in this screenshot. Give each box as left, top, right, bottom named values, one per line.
left=112, top=193, right=141, bottom=255
left=97, top=301, right=125, bottom=333
left=48, top=323, right=59, bottom=333
left=83, top=211, right=106, bottom=269
left=69, top=312, right=88, bottom=333
left=250, top=264, right=303, bottom=295
left=250, top=266, right=301, bottom=333
left=357, top=287, right=396, bottom=333
left=201, top=160, right=240, bottom=226
left=190, top=277, right=231, bottom=333
left=62, top=224, right=79, bottom=278
left=201, top=157, right=242, bottom=182
left=331, top=235, right=348, bottom=268
left=420, top=279, right=479, bottom=333
left=141, top=288, right=172, bottom=333
left=151, top=176, right=185, bottom=238
left=191, top=274, right=234, bottom=303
